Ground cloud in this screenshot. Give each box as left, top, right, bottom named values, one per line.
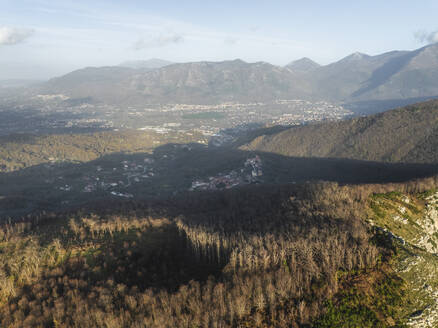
left=414, top=30, right=438, bottom=44
left=0, top=26, right=34, bottom=46
left=133, top=33, right=184, bottom=50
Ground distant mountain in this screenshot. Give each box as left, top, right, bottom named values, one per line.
left=285, top=57, right=320, bottom=72
left=35, top=44, right=438, bottom=107
left=352, top=44, right=438, bottom=101
left=123, top=59, right=314, bottom=104
left=241, top=99, right=438, bottom=164
left=310, top=44, right=438, bottom=102
left=306, top=50, right=407, bottom=101
left=293, top=45, right=438, bottom=103
left=39, top=59, right=312, bottom=105
left=41, top=66, right=137, bottom=104
left=119, top=58, right=173, bottom=69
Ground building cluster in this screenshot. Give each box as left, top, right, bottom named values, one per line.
left=133, top=100, right=353, bottom=138
left=64, top=118, right=114, bottom=129
left=59, top=185, right=72, bottom=191
left=122, top=159, right=156, bottom=186
left=271, top=100, right=353, bottom=125
left=8, top=94, right=354, bottom=140
left=245, top=155, right=263, bottom=178
left=110, top=191, right=133, bottom=198
left=53, top=157, right=157, bottom=198
left=209, top=133, right=235, bottom=147
left=190, top=155, right=263, bottom=191
left=161, top=102, right=264, bottom=112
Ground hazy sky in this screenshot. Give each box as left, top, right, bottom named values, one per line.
left=1, top=0, right=438, bottom=80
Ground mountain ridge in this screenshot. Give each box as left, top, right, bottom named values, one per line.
left=240, top=99, right=438, bottom=164
left=285, top=57, right=320, bottom=72
left=119, top=58, right=173, bottom=69
left=33, top=44, right=438, bottom=107
left=40, top=59, right=311, bottom=105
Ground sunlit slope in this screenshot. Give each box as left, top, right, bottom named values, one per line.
left=242, top=99, right=438, bottom=164
left=366, top=190, right=438, bottom=327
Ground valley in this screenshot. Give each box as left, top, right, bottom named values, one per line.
left=0, top=94, right=351, bottom=136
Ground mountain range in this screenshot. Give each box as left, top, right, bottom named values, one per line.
left=35, top=43, right=438, bottom=110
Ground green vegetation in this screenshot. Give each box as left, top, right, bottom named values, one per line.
left=316, top=269, right=406, bottom=328
left=366, top=187, right=438, bottom=327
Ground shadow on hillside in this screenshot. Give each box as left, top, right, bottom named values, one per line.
left=352, top=51, right=420, bottom=98
left=1, top=141, right=438, bottom=220
left=228, top=125, right=292, bottom=148
left=2, top=142, right=438, bottom=295
left=344, top=95, right=438, bottom=115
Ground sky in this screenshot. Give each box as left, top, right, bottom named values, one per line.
left=1, top=0, right=438, bottom=80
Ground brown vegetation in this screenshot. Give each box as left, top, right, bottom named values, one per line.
left=1, top=175, right=437, bottom=327
left=242, top=99, right=438, bottom=164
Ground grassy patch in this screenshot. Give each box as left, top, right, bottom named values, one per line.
left=365, top=189, right=438, bottom=326
left=315, top=267, right=407, bottom=328
left=418, top=188, right=438, bottom=200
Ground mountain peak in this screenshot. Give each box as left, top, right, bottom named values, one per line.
left=119, top=59, right=173, bottom=69
left=286, top=57, right=320, bottom=72
left=342, top=52, right=370, bottom=62
left=230, top=58, right=247, bottom=64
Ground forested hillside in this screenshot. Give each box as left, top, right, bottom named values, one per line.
left=242, top=99, right=438, bottom=164
left=0, top=130, right=206, bottom=172
left=2, top=176, right=438, bottom=327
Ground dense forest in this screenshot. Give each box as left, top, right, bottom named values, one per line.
left=242, top=99, right=438, bottom=164
left=2, top=175, right=438, bottom=327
